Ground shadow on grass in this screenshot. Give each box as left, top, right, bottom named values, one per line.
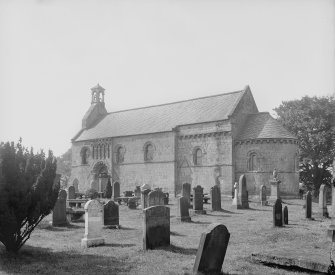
left=170, top=231, right=185, bottom=237
left=160, top=244, right=197, bottom=255
left=119, top=226, right=136, bottom=230
left=104, top=243, right=136, bottom=248
left=205, top=213, right=232, bottom=218
left=0, top=245, right=134, bottom=275
left=40, top=224, right=83, bottom=231
left=246, top=207, right=271, bottom=212
left=190, top=220, right=211, bottom=225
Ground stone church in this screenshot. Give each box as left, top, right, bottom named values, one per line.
left=70, top=84, right=299, bottom=197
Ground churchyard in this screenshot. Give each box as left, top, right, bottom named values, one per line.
left=0, top=193, right=332, bottom=275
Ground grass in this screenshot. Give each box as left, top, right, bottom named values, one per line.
left=0, top=197, right=332, bottom=275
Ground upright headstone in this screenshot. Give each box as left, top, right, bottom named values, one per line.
left=190, top=185, right=206, bottom=215
left=283, top=206, right=288, bottom=225
left=163, top=192, right=169, bottom=205
left=306, top=191, right=312, bottom=219
left=143, top=205, right=170, bottom=250
left=134, top=186, right=141, bottom=197
left=113, top=182, right=120, bottom=200
left=104, top=200, right=119, bottom=228
left=238, top=175, right=249, bottom=209
left=260, top=185, right=267, bottom=206
left=81, top=199, right=105, bottom=248
left=141, top=188, right=151, bottom=209
left=273, top=199, right=283, bottom=227
left=182, top=182, right=191, bottom=207
left=68, top=186, right=75, bottom=200
left=193, top=223, right=230, bottom=275
left=327, top=175, right=335, bottom=241
left=177, top=196, right=191, bottom=222
left=128, top=197, right=137, bottom=209
left=232, top=182, right=242, bottom=209
left=211, top=185, right=222, bottom=211
left=148, top=190, right=165, bottom=207
left=52, top=190, right=68, bottom=226
left=319, top=184, right=329, bottom=217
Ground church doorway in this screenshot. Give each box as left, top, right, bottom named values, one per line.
left=92, top=161, right=110, bottom=194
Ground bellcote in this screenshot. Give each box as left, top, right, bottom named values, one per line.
left=91, top=83, right=105, bottom=104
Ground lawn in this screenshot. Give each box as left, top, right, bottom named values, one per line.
left=0, top=197, right=331, bottom=275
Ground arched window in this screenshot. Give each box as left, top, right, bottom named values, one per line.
left=144, top=142, right=155, bottom=162
left=99, top=145, right=102, bottom=159
left=193, top=148, right=202, bottom=166
left=247, top=152, right=257, bottom=171
left=80, top=147, right=90, bottom=165
left=116, top=146, right=125, bottom=164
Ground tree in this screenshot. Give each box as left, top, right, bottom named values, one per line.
left=0, top=140, right=60, bottom=253
left=274, top=95, right=335, bottom=193
left=104, top=178, right=112, bottom=199
left=56, top=148, right=71, bottom=177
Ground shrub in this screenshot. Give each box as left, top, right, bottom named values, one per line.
left=0, top=140, right=60, bottom=253
left=104, top=178, right=112, bottom=199
left=85, top=188, right=99, bottom=199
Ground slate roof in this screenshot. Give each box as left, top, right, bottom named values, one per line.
left=75, top=89, right=246, bottom=141
left=237, top=112, right=297, bottom=140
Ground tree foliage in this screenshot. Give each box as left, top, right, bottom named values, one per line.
left=274, top=95, right=335, bottom=193
left=104, top=178, right=112, bottom=199
left=0, top=140, right=60, bottom=253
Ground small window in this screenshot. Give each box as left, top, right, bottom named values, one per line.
left=144, top=143, right=155, bottom=162
left=248, top=152, right=257, bottom=171
left=116, top=146, right=125, bottom=164
left=80, top=147, right=90, bottom=165
left=193, top=148, right=202, bottom=166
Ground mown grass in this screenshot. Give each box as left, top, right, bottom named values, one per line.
left=0, top=197, right=331, bottom=275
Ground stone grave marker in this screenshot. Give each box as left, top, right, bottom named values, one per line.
left=81, top=199, right=105, bottom=248
left=128, top=197, right=137, bottom=209
left=238, top=175, right=249, bottom=209
left=52, top=190, right=68, bottom=226
left=283, top=206, right=288, bottom=225
left=306, top=191, right=312, bottom=219
left=190, top=185, right=206, bottom=215
left=211, top=185, right=222, bottom=211
left=68, top=186, right=75, bottom=200
left=177, top=196, right=191, bottom=222
left=163, top=192, right=169, bottom=205
left=193, top=223, right=230, bottom=275
left=113, top=181, right=120, bottom=201
left=319, top=184, right=328, bottom=217
left=260, top=185, right=267, bottom=206
left=182, top=182, right=191, bottom=207
left=134, top=186, right=141, bottom=197
left=148, top=189, right=165, bottom=207
left=104, top=200, right=119, bottom=228
left=141, top=188, right=151, bottom=209
left=143, top=205, right=170, bottom=250
left=232, top=182, right=242, bottom=209
left=273, top=199, right=283, bottom=227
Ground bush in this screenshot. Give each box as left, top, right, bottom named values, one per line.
left=85, top=188, right=99, bottom=199
left=0, top=140, right=60, bottom=253
left=104, top=178, right=112, bottom=199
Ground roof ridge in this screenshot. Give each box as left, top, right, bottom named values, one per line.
left=106, top=89, right=244, bottom=115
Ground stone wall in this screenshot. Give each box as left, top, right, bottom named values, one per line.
left=234, top=139, right=299, bottom=197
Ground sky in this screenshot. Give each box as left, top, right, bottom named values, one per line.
left=0, top=0, right=334, bottom=156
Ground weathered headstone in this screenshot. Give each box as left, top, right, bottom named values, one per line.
left=163, top=192, right=169, bottom=205
left=134, top=186, right=141, bottom=197
left=104, top=200, right=119, bottom=228
left=52, top=190, right=68, bottom=226
left=68, top=186, right=75, bottom=200
left=177, top=196, right=191, bottom=222
left=211, top=185, right=222, bottom=211
left=238, top=175, right=249, bottom=209
left=232, top=182, right=242, bottom=209
left=283, top=206, right=288, bottom=225
left=182, top=182, right=191, bottom=207
left=81, top=199, right=105, bottom=248
left=148, top=189, right=165, bottom=207
left=193, top=223, right=230, bottom=275
left=143, top=205, right=170, bottom=250
left=128, top=197, right=137, bottom=209
left=190, top=185, right=206, bottom=215
left=113, top=181, right=120, bottom=200
left=141, top=188, right=151, bottom=209
left=319, top=184, right=329, bottom=217
left=273, top=199, right=283, bottom=227
left=269, top=174, right=281, bottom=204
left=260, top=185, right=267, bottom=206
left=306, top=191, right=312, bottom=219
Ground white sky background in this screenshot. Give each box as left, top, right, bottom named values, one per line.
left=0, top=0, right=334, bottom=156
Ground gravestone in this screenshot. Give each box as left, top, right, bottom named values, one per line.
left=306, top=191, right=312, bottom=219
left=143, top=205, right=170, bottom=250
left=134, top=186, right=141, bottom=197
left=269, top=179, right=281, bottom=203
left=163, top=192, right=169, bottom=205
left=182, top=182, right=191, bottom=207
left=273, top=199, right=283, bottom=227
left=319, top=184, right=328, bottom=217
left=177, top=196, right=191, bottom=222
left=104, top=200, right=119, bottom=228
left=283, top=206, right=288, bottom=225
left=113, top=182, right=120, bottom=200
left=211, top=185, right=222, bottom=211
left=68, top=186, right=75, bottom=200
left=238, top=175, right=249, bottom=209
left=128, top=197, right=137, bottom=209
left=190, top=185, right=206, bottom=215
left=52, top=190, right=68, bottom=226
left=193, top=223, right=230, bottom=275
left=81, top=199, right=105, bottom=248
left=232, top=182, right=242, bottom=209
left=260, top=185, right=267, bottom=206
left=148, top=190, right=165, bottom=207
left=141, top=188, right=151, bottom=209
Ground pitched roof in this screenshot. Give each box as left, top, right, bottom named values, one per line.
left=237, top=112, right=297, bottom=140
left=74, top=89, right=246, bottom=141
